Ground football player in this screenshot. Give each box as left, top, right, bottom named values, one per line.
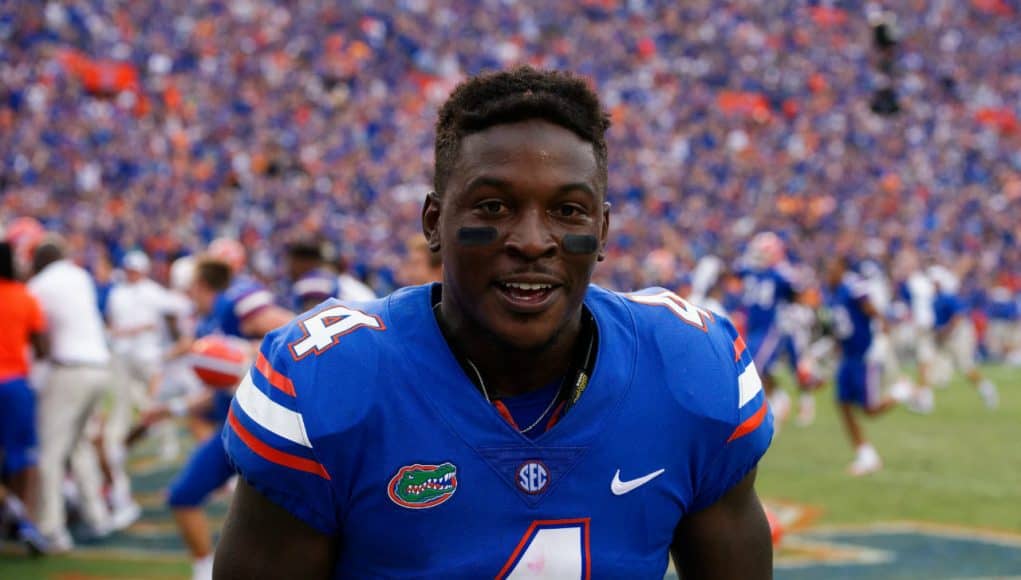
left=285, top=237, right=341, bottom=312
left=142, top=257, right=291, bottom=580
left=738, top=232, right=799, bottom=424
left=824, top=257, right=910, bottom=476
left=215, top=68, right=774, bottom=579
left=928, top=266, right=998, bottom=409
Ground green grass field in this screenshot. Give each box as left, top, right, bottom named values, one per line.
left=758, top=364, right=1021, bottom=533
left=2, top=365, right=1018, bottom=578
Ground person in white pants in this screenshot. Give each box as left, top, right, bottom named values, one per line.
left=27, top=238, right=129, bottom=551
left=105, top=250, right=181, bottom=518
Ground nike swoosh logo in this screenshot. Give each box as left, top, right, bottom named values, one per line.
left=610, top=468, right=666, bottom=495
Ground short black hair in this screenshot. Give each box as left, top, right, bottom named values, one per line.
left=286, top=238, right=325, bottom=262
left=434, top=66, right=611, bottom=196
left=0, top=242, right=14, bottom=280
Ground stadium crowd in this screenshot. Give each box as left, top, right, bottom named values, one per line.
left=1, top=0, right=1020, bottom=572
left=2, top=0, right=1020, bottom=296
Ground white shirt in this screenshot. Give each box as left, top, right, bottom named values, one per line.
left=906, top=271, right=936, bottom=329
left=107, top=277, right=177, bottom=359
left=28, top=260, right=110, bottom=365
left=337, top=273, right=377, bottom=302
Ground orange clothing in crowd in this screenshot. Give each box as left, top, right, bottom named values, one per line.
left=0, top=279, right=47, bottom=381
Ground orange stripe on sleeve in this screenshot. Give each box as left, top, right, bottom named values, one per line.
left=255, top=352, right=296, bottom=396
left=726, top=398, right=768, bottom=443
left=228, top=408, right=330, bottom=480
left=733, top=335, right=747, bottom=362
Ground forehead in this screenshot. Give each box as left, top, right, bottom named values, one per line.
left=450, top=120, right=599, bottom=193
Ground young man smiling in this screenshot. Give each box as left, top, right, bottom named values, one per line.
left=215, top=68, right=774, bottom=579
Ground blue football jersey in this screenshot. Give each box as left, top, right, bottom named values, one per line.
left=828, top=276, right=873, bottom=358
left=204, top=276, right=276, bottom=339
left=933, top=291, right=963, bottom=330
left=223, top=284, right=773, bottom=578
left=195, top=276, right=274, bottom=422
left=291, top=268, right=340, bottom=312
left=987, top=288, right=1019, bottom=321
left=740, top=266, right=797, bottom=335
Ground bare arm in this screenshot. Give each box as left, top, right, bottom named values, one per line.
left=163, top=312, right=182, bottom=342
left=670, top=468, right=772, bottom=580
left=29, top=331, right=50, bottom=361
left=214, top=478, right=337, bottom=580
left=241, top=306, right=294, bottom=339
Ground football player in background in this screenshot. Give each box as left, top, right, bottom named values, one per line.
left=216, top=67, right=774, bottom=579
left=824, top=257, right=911, bottom=476
left=285, top=238, right=340, bottom=312
left=928, top=266, right=998, bottom=409
left=739, top=232, right=799, bottom=424
left=141, top=256, right=291, bottom=580
left=894, top=249, right=938, bottom=413
left=985, top=281, right=1020, bottom=363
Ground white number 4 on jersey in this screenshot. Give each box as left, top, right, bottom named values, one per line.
left=290, top=306, right=384, bottom=359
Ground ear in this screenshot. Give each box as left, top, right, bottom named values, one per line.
left=422, top=192, right=442, bottom=252
left=597, top=201, right=611, bottom=262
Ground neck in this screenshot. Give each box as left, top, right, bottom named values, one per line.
left=436, top=293, right=582, bottom=399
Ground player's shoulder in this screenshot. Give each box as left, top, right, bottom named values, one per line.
left=251, top=286, right=424, bottom=430
left=263, top=293, right=392, bottom=366
left=602, top=286, right=756, bottom=424
left=224, top=275, right=267, bottom=300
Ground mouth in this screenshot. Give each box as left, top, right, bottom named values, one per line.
left=494, top=279, right=562, bottom=313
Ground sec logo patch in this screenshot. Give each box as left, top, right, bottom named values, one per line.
left=516, top=461, right=549, bottom=495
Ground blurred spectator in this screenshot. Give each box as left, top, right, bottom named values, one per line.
left=104, top=249, right=178, bottom=523
left=0, top=241, right=48, bottom=510
left=27, top=237, right=118, bottom=551
left=399, top=234, right=443, bottom=286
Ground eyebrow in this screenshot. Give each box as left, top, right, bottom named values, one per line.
left=557, top=182, right=597, bottom=198
left=463, top=177, right=598, bottom=198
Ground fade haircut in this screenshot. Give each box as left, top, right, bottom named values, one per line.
left=434, top=66, right=611, bottom=196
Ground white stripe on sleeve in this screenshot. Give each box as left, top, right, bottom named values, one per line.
left=295, top=278, right=335, bottom=297
left=738, top=362, right=763, bottom=409
left=235, top=290, right=275, bottom=318
left=235, top=373, right=312, bottom=448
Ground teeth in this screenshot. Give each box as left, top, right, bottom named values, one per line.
left=504, top=282, right=552, bottom=291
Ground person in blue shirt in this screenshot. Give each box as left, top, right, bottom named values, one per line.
left=985, top=283, right=1020, bottom=362
left=929, top=266, right=998, bottom=409
left=141, top=257, right=292, bottom=580
left=285, top=238, right=340, bottom=313
left=739, top=232, right=800, bottom=424
left=824, top=257, right=910, bottom=476
left=215, top=67, right=774, bottom=579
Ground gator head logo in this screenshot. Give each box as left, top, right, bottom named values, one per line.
left=387, top=463, right=458, bottom=509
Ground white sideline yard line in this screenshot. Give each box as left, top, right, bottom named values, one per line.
left=805, top=520, right=1021, bottom=547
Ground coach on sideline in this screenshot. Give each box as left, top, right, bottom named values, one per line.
left=27, top=237, right=118, bottom=551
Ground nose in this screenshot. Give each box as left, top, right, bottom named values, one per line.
left=505, top=208, right=557, bottom=261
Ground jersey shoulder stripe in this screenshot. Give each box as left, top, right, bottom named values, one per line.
left=234, top=372, right=309, bottom=447
left=226, top=327, right=331, bottom=480
left=235, top=288, right=275, bottom=319
left=227, top=407, right=330, bottom=480
left=294, top=276, right=336, bottom=297
left=255, top=351, right=295, bottom=396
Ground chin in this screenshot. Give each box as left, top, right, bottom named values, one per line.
left=485, top=312, right=569, bottom=353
